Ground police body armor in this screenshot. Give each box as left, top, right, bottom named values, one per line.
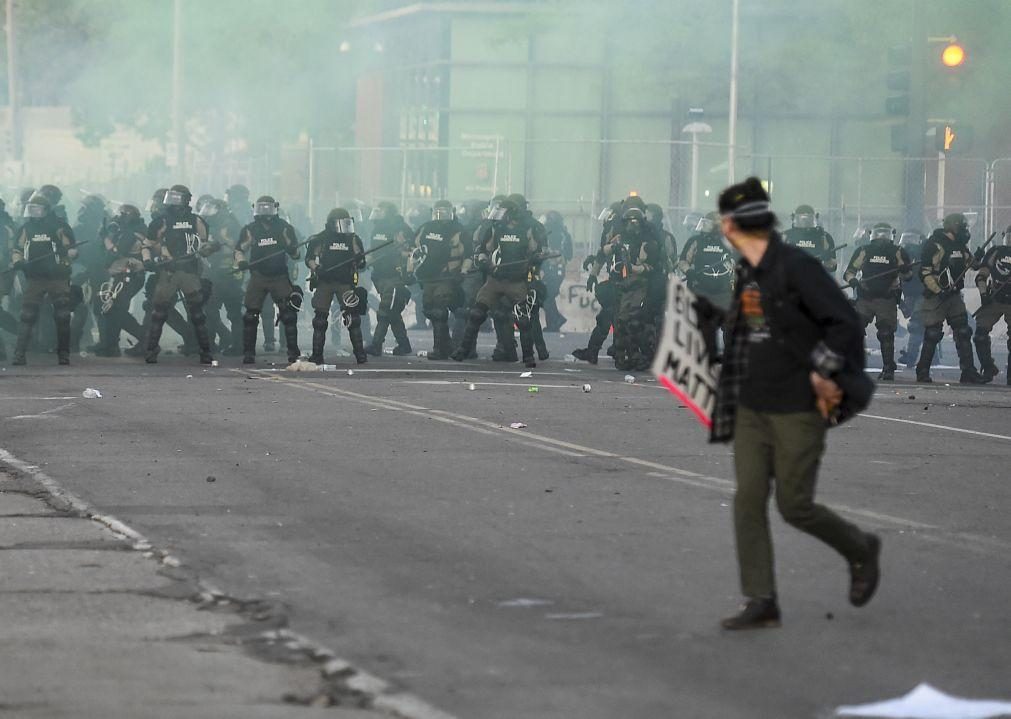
left=609, top=231, right=644, bottom=284
left=901, top=243, right=923, bottom=299
left=162, top=212, right=202, bottom=272
left=206, top=216, right=241, bottom=274
left=22, top=216, right=67, bottom=279
left=247, top=219, right=290, bottom=277
left=317, top=231, right=358, bottom=284
left=858, top=242, right=899, bottom=299
left=368, top=221, right=402, bottom=281
left=785, top=227, right=829, bottom=262
left=985, top=246, right=1011, bottom=303
left=690, top=232, right=733, bottom=295
left=492, top=223, right=530, bottom=281
left=925, top=230, right=969, bottom=294
left=416, top=221, right=459, bottom=281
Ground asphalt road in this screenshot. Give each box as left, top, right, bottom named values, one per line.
left=1, top=330, right=1009, bottom=718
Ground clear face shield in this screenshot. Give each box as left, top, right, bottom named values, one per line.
left=369, top=206, right=388, bottom=222
left=597, top=207, right=615, bottom=223
left=335, top=217, right=355, bottom=234
left=695, top=217, right=716, bottom=234
left=23, top=202, right=47, bottom=219
left=197, top=200, right=218, bottom=218
left=254, top=201, right=278, bottom=217
left=870, top=226, right=894, bottom=242
left=487, top=205, right=507, bottom=222
left=163, top=189, right=187, bottom=207
left=794, top=213, right=816, bottom=229
left=898, top=231, right=920, bottom=247
left=431, top=206, right=454, bottom=221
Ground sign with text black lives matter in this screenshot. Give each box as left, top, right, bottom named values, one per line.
left=651, top=277, right=720, bottom=429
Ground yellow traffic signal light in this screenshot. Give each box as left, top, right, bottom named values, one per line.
left=941, top=43, right=966, bottom=67
left=943, top=125, right=956, bottom=151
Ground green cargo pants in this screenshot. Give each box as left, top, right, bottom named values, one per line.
left=732, top=405, right=870, bottom=599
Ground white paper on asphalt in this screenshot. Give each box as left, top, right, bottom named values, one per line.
left=836, top=683, right=1011, bottom=719
left=651, top=276, right=720, bottom=429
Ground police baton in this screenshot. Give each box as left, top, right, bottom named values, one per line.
left=3, top=240, right=90, bottom=275
left=465, top=251, right=563, bottom=276
left=315, top=239, right=396, bottom=276
left=242, top=238, right=312, bottom=271
left=830, top=243, right=849, bottom=254
left=943, top=231, right=997, bottom=290
left=972, top=276, right=1011, bottom=318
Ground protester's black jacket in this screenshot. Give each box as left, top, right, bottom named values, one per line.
left=704, top=232, right=869, bottom=443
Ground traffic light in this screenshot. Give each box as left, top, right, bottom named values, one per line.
left=940, top=43, right=966, bottom=68
left=885, top=45, right=912, bottom=116
left=934, top=123, right=973, bottom=154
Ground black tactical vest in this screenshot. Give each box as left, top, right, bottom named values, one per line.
left=368, top=220, right=404, bottom=280
left=247, top=218, right=290, bottom=277
left=416, top=221, right=458, bottom=280
left=161, top=210, right=202, bottom=271
left=690, top=232, right=734, bottom=294
left=21, top=216, right=66, bottom=278
left=492, top=223, right=530, bottom=280
left=785, top=227, right=828, bottom=261
left=316, top=231, right=358, bottom=284
left=986, top=246, right=1011, bottom=302
left=859, top=241, right=900, bottom=298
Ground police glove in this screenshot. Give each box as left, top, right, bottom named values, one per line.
left=10, top=260, right=25, bottom=272
left=585, top=275, right=598, bottom=293
left=236, top=260, right=250, bottom=272
left=143, top=258, right=160, bottom=272
left=848, top=278, right=861, bottom=290
left=581, top=255, right=595, bottom=271
left=980, top=292, right=993, bottom=306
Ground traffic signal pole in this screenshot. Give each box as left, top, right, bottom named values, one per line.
left=903, top=0, right=928, bottom=230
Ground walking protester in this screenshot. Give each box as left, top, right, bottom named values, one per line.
left=696, top=177, right=880, bottom=630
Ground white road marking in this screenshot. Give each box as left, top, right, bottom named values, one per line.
left=250, top=369, right=1010, bottom=554
left=405, top=380, right=581, bottom=389
left=0, top=396, right=78, bottom=400
left=0, top=445, right=457, bottom=719
left=8, top=402, right=76, bottom=420
left=862, top=414, right=1011, bottom=441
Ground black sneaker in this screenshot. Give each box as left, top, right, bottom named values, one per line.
left=199, top=354, right=214, bottom=365
left=878, top=367, right=895, bottom=381
left=572, top=348, right=598, bottom=365
left=354, top=351, right=368, bottom=365
left=392, top=344, right=413, bottom=356
left=849, top=533, right=881, bottom=608
left=981, top=363, right=1000, bottom=382
left=307, top=354, right=324, bottom=365
left=721, top=597, right=781, bottom=630
left=960, top=369, right=987, bottom=385
left=915, top=371, right=932, bottom=383
left=523, top=356, right=536, bottom=369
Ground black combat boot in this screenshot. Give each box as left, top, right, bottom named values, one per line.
left=572, top=347, right=598, bottom=364
left=145, top=313, right=165, bottom=364
left=519, top=326, right=536, bottom=368
left=192, top=315, right=214, bottom=365
left=491, top=316, right=517, bottom=361
left=366, top=317, right=389, bottom=357
left=12, top=315, right=34, bottom=366
left=721, top=597, right=781, bottom=631
left=283, top=318, right=301, bottom=364
left=878, top=333, right=896, bottom=381
left=953, top=328, right=985, bottom=384
left=974, top=334, right=999, bottom=382
left=451, top=316, right=481, bottom=362
left=242, top=314, right=258, bottom=364
left=349, top=321, right=367, bottom=364
left=849, top=533, right=882, bottom=607
left=308, top=313, right=327, bottom=364
left=56, top=315, right=72, bottom=365
left=428, top=320, right=452, bottom=360
left=530, top=313, right=549, bottom=361
left=390, top=317, right=413, bottom=356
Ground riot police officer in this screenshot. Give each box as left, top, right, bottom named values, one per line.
left=365, top=202, right=414, bottom=356
left=141, top=185, right=216, bottom=364
left=843, top=223, right=911, bottom=381
left=70, top=194, right=109, bottom=353
left=0, top=198, right=18, bottom=359
left=915, top=213, right=985, bottom=384
left=897, top=230, right=926, bottom=368
left=10, top=194, right=77, bottom=365
left=538, top=210, right=573, bottom=332
left=678, top=211, right=735, bottom=311
left=571, top=201, right=624, bottom=365
left=199, top=197, right=244, bottom=355
left=608, top=204, right=660, bottom=371
left=645, top=203, right=676, bottom=342
left=451, top=198, right=541, bottom=366
left=225, top=184, right=253, bottom=226
left=450, top=199, right=490, bottom=354
left=235, top=196, right=302, bottom=365
left=784, top=204, right=837, bottom=272
left=305, top=208, right=367, bottom=364
left=973, top=226, right=1011, bottom=384
left=413, top=200, right=467, bottom=360
left=95, top=204, right=147, bottom=356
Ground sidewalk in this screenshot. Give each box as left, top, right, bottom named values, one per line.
left=0, top=471, right=412, bottom=719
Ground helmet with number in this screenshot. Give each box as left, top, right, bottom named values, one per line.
left=792, top=204, right=817, bottom=229
left=327, top=207, right=355, bottom=234
left=164, top=184, right=192, bottom=209
left=254, top=195, right=279, bottom=217
left=431, top=199, right=455, bottom=222
left=870, top=222, right=895, bottom=242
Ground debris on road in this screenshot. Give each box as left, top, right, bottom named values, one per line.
left=497, top=598, right=553, bottom=608
left=417, top=350, right=429, bottom=358
left=624, top=375, right=636, bottom=384
left=835, top=682, right=1011, bottom=719
left=347, top=369, right=354, bottom=376
left=509, top=422, right=527, bottom=429
left=211, top=360, right=219, bottom=367
left=82, top=388, right=102, bottom=399
left=206, top=475, right=217, bottom=483
left=582, top=384, right=592, bottom=393
left=564, top=354, right=577, bottom=363
left=468, top=383, right=476, bottom=391
left=528, top=386, right=539, bottom=393
left=520, top=371, right=533, bottom=378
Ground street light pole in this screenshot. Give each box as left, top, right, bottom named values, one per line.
left=6, top=0, right=22, bottom=164
left=171, top=0, right=184, bottom=175
left=727, top=0, right=740, bottom=183
left=682, top=115, right=713, bottom=210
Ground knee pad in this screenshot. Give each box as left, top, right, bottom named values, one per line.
left=187, top=305, right=207, bottom=325
left=469, top=303, right=489, bottom=325
left=924, top=324, right=943, bottom=343
left=151, top=307, right=169, bottom=324
left=279, top=309, right=297, bottom=326
left=312, top=311, right=329, bottom=331
left=424, top=306, right=449, bottom=323
left=954, top=324, right=972, bottom=342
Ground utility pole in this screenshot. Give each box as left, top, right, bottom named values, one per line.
left=170, top=0, right=184, bottom=175
left=727, top=0, right=740, bottom=184
left=6, top=0, right=23, bottom=163
left=903, top=0, right=927, bottom=230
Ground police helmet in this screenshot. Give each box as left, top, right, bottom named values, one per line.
left=254, top=195, right=279, bottom=217
left=870, top=222, right=895, bottom=242
left=432, top=199, right=455, bottom=221
left=23, top=193, right=51, bottom=219
left=164, top=184, right=192, bottom=208
left=327, top=207, right=355, bottom=234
